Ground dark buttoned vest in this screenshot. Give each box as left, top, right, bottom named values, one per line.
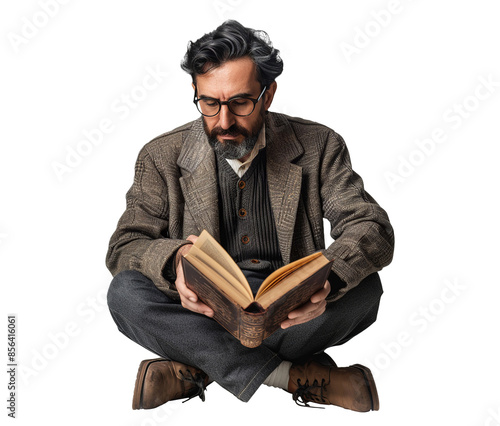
left=216, top=148, right=284, bottom=286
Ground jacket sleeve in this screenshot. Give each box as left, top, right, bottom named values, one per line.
left=321, top=130, right=394, bottom=302
left=105, top=145, right=188, bottom=300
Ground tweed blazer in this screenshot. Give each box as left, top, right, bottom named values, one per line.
left=106, top=112, right=394, bottom=302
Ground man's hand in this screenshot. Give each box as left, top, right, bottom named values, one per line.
left=174, top=235, right=214, bottom=318
left=280, top=280, right=331, bottom=329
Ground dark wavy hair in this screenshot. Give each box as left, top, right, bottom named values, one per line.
left=180, top=20, right=283, bottom=87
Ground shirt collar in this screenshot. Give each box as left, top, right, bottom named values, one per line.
left=226, top=123, right=266, bottom=178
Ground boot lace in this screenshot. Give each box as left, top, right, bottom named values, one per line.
left=179, top=369, right=207, bottom=403
left=293, top=378, right=326, bottom=409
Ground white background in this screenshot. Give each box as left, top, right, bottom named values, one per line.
left=2, top=0, right=500, bottom=425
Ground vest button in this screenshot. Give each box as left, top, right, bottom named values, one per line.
left=238, top=180, right=246, bottom=189
left=241, top=235, right=250, bottom=244
left=238, top=208, right=247, bottom=217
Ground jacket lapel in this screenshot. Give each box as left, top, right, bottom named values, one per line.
left=176, top=113, right=305, bottom=261
left=177, top=118, right=220, bottom=240
left=265, top=114, right=304, bottom=264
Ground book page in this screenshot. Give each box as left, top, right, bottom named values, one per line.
left=256, top=255, right=331, bottom=308
left=255, top=252, right=323, bottom=299
left=190, top=230, right=253, bottom=300
left=257, top=262, right=333, bottom=338
left=184, top=248, right=253, bottom=307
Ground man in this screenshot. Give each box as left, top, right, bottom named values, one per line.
left=106, top=20, right=394, bottom=412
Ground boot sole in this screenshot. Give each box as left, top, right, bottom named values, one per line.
left=351, top=364, right=379, bottom=411
left=132, top=358, right=164, bottom=410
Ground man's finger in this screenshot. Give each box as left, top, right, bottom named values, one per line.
left=180, top=296, right=214, bottom=316
left=186, top=235, right=198, bottom=244
left=282, top=299, right=326, bottom=328
left=175, top=262, right=198, bottom=302
left=177, top=277, right=213, bottom=315
left=288, top=297, right=325, bottom=319
left=175, top=261, right=213, bottom=316
left=310, top=280, right=331, bottom=304
left=284, top=307, right=325, bottom=328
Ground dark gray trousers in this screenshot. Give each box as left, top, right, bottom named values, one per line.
left=107, top=270, right=383, bottom=402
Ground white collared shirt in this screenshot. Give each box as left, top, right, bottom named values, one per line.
left=225, top=124, right=266, bottom=178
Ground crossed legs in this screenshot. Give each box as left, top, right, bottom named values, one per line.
left=107, top=270, right=382, bottom=402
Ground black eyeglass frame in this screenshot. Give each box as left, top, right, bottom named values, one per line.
left=193, top=86, right=267, bottom=117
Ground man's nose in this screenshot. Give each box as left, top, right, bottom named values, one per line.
left=218, top=104, right=236, bottom=130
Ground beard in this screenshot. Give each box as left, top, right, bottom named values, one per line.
left=202, top=108, right=265, bottom=160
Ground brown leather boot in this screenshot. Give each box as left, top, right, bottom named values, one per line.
left=132, top=359, right=209, bottom=409
left=288, top=361, right=379, bottom=412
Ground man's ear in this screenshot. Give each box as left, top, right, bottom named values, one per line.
left=264, top=81, right=277, bottom=111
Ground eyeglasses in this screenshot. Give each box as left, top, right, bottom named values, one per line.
left=193, top=86, right=267, bottom=117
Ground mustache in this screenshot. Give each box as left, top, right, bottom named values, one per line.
left=210, top=124, right=249, bottom=138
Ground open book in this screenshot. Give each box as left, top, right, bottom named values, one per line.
left=181, top=230, right=334, bottom=348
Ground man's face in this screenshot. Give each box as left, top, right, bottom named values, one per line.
left=194, top=56, right=275, bottom=161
